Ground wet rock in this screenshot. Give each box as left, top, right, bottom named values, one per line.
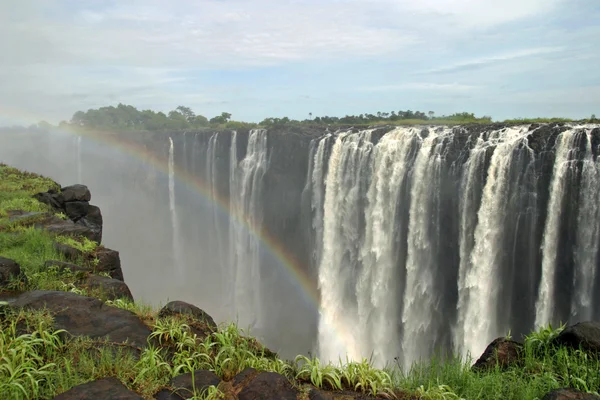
left=77, top=205, right=103, bottom=243
left=81, top=274, right=134, bottom=301
left=65, top=201, right=89, bottom=221
left=472, top=337, right=523, bottom=372
left=237, top=371, right=299, bottom=400
left=53, top=377, right=143, bottom=400
left=57, top=184, right=92, bottom=203
left=158, top=301, right=217, bottom=330
left=542, top=388, right=600, bottom=400
left=0, top=257, right=22, bottom=288
left=154, top=370, right=221, bottom=400
left=54, top=242, right=84, bottom=261
left=553, top=321, right=600, bottom=355
left=33, top=191, right=62, bottom=209
left=45, top=219, right=96, bottom=241
left=94, top=248, right=124, bottom=281
left=44, top=260, right=90, bottom=274
left=11, top=290, right=150, bottom=348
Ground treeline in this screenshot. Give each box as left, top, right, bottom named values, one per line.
left=21, top=103, right=595, bottom=132
left=52, top=104, right=499, bottom=132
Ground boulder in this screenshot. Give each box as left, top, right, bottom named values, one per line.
left=65, top=201, right=89, bottom=221
left=57, top=184, right=92, bottom=203
left=237, top=371, right=299, bottom=400
left=0, top=257, right=22, bottom=288
left=553, top=321, right=600, bottom=354
left=154, top=370, right=221, bottom=400
left=94, top=248, right=124, bottom=281
left=157, top=301, right=216, bottom=340
left=45, top=219, right=96, bottom=241
left=472, top=337, right=523, bottom=372
left=11, top=290, right=150, bottom=349
left=77, top=205, right=103, bottom=243
left=158, top=301, right=217, bottom=330
left=542, top=388, right=600, bottom=400
left=81, top=274, right=134, bottom=301
left=54, top=242, right=84, bottom=262
left=53, top=377, right=143, bottom=400
left=33, top=191, right=62, bottom=209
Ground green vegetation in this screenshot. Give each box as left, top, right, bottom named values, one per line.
left=2, top=164, right=600, bottom=399
left=4, top=104, right=595, bottom=134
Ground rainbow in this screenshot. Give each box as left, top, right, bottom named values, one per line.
left=5, top=124, right=361, bottom=361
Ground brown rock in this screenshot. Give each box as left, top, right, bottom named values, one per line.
left=542, top=388, right=600, bottom=400
left=81, top=274, right=134, bottom=301
left=53, top=377, right=142, bottom=400
left=11, top=290, right=150, bottom=349
left=0, top=257, right=22, bottom=288
left=154, top=370, right=221, bottom=399
left=472, top=337, right=522, bottom=372
left=94, top=248, right=124, bottom=281
left=237, top=371, right=298, bottom=400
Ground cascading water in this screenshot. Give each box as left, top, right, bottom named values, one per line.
left=4, top=122, right=600, bottom=369
left=456, top=127, right=533, bottom=358
left=230, top=129, right=268, bottom=331
left=168, top=137, right=185, bottom=284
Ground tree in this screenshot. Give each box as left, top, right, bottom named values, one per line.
left=209, top=112, right=232, bottom=125
left=176, top=106, right=195, bottom=121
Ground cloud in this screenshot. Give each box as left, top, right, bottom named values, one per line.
left=359, top=82, right=480, bottom=92
left=416, top=47, right=564, bottom=75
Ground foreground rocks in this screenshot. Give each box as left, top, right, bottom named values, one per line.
left=154, top=370, right=221, bottom=400
left=34, top=185, right=103, bottom=243
left=53, top=377, right=143, bottom=400
left=542, top=388, right=600, bottom=400
left=553, top=322, right=600, bottom=354
left=472, top=337, right=523, bottom=372
left=0, top=256, right=23, bottom=288
left=11, top=290, right=150, bottom=348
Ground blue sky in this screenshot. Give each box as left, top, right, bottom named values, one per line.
left=1, top=0, right=599, bottom=125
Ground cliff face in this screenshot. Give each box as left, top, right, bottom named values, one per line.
left=2, top=122, right=600, bottom=365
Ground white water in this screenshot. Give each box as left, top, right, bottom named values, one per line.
left=572, top=130, right=600, bottom=320
left=460, top=127, right=532, bottom=358
left=535, top=130, right=580, bottom=327
left=231, top=129, right=268, bottom=330
left=168, top=137, right=185, bottom=284
left=359, top=128, right=417, bottom=365
left=317, top=130, right=373, bottom=363
left=401, top=128, right=452, bottom=368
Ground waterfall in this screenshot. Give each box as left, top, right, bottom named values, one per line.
left=455, top=127, right=533, bottom=357
left=535, top=130, right=580, bottom=327
left=230, top=129, right=268, bottom=330
left=317, top=130, right=374, bottom=363
left=206, top=133, right=226, bottom=278
left=359, top=128, right=418, bottom=365
left=401, top=128, right=454, bottom=368
left=572, top=130, right=600, bottom=321
left=168, top=137, right=185, bottom=284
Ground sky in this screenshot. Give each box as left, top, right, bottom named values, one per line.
left=1, top=0, right=599, bottom=126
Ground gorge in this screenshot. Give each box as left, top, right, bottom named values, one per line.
left=1, top=122, right=599, bottom=370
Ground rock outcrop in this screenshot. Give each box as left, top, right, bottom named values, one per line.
left=0, top=256, right=23, bottom=288
left=552, top=322, right=600, bottom=354
left=53, top=377, right=144, bottom=400
left=11, top=290, right=150, bottom=348
left=542, top=388, right=600, bottom=400
left=34, top=184, right=103, bottom=243
left=154, top=370, right=221, bottom=400
left=472, top=337, right=523, bottom=372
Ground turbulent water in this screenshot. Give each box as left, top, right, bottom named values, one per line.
left=1, top=123, right=599, bottom=366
